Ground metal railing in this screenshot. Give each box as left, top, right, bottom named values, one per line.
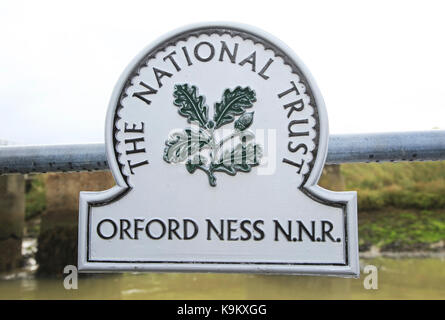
left=0, top=130, right=444, bottom=174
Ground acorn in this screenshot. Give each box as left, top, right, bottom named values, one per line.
left=234, top=112, right=254, bottom=131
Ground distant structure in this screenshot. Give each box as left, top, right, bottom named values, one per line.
left=0, top=139, right=25, bottom=271
left=37, top=171, right=114, bottom=275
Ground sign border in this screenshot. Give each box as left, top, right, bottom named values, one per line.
left=78, top=22, right=359, bottom=277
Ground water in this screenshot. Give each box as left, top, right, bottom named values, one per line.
left=0, top=258, right=444, bottom=299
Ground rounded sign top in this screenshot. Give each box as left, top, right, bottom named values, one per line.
left=105, top=23, right=328, bottom=190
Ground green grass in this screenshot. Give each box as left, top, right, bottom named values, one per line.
left=342, top=162, right=445, bottom=211
left=340, top=162, right=445, bottom=251
left=358, top=209, right=445, bottom=251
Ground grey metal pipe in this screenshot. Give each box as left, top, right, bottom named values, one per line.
left=327, top=130, right=445, bottom=164
left=0, top=130, right=444, bottom=174
left=0, top=143, right=108, bottom=174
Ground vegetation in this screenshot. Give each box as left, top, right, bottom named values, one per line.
left=358, top=209, right=445, bottom=251
left=25, top=174, right=46, bottom=221
left=340, top=162, right=445, bottom=251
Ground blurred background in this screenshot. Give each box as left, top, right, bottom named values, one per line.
left=0, top=0, right=444, bottom=299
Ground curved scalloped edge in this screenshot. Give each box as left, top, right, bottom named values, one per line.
left=111, top=26, right=319, bottom=188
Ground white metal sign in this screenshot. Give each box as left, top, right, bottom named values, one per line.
left=78, top=23, right=359, bottom=277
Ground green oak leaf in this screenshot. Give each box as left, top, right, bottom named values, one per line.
left=164, top=84, right=263, bottom=187
left=213, top=87, right=256, bottom=129
left=173, top=84, right=209, bottom=127
left=163, top=128, right=211, bottom=163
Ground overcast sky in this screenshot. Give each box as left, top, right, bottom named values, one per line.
left=1, top=0, right=444, bottom=145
